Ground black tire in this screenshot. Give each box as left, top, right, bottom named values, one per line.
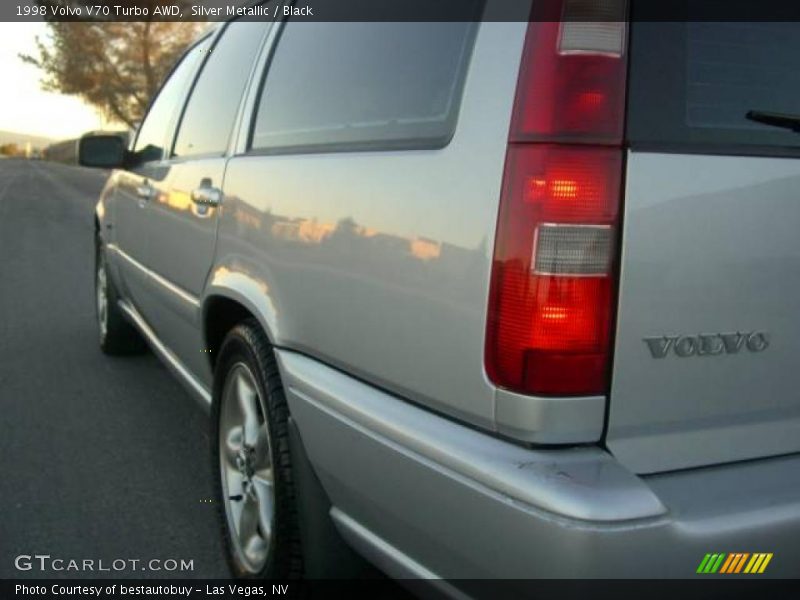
left=211, top=319, right=303, bottom=579
left=95, top=235, right=146, bottom=355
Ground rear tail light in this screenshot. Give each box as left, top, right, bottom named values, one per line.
left=512, top=0, right=627, bottom=144
left=485, top=0, right=628, bottom=396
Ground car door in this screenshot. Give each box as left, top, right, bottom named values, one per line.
left=114, top=35, right=210, bottom=313
left=138, top=20, right=270, bottom=386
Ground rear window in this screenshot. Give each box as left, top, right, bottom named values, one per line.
left=627, top=21, right=800, bottom=155
left=250, top=18, right=479, bottom=154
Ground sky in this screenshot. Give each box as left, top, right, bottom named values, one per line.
left=0, top=22, right=106, bottom=141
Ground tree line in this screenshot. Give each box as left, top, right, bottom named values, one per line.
left=20, top=1, right=204, bottom=129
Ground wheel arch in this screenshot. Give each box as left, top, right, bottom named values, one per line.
left=202, top=285, right=277, bottom=372
left=204, top=283, right=370, bottom=577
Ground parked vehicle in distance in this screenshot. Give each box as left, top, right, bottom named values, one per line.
left=82, top=0, right=800, bottom=586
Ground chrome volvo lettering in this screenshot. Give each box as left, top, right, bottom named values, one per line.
left=696, top=334, right=725, bottom=356
left=673, top=336, right=697, bottom=357
left=644, top=332, right=769, bottom=358
left=643, top=336, right=676, bottom=359
left=720, top=332, right=746, bottom=354
left=746, top=331, right=770, bottom=352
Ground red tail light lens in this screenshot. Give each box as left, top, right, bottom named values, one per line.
left=512, top=6, right=628, bottom=143
left=486, top=146, right=621, bottom=395
left=486, top=0, right=628, bottom=397
left=486, top=0, right=627, bottom=395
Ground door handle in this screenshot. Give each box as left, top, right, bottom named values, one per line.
left=136, top=183, right=154, bottom=203
left=191, top=180, right=222, bottom=207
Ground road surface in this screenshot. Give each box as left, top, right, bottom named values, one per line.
left=0, top=158, right=228, bottom=578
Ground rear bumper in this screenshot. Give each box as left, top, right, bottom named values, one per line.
left=276, top=350, right=800, bottom=581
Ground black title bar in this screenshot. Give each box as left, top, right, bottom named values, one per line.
left=7, top=0, right=800, bottom=22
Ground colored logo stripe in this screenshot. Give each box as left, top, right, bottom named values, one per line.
left=696, top=554, right=712, bottom=573
left=697, top=553, right=725, bottom=573
left=719, top=553, right=736, bottom=573
left=720, top=553, right=749, bottom=573
left=697, top=553, right=773, bottom=574
left=744, top=553, right=773, bottom=574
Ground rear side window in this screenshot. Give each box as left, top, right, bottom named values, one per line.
left=133, top=38, right=210, bottom=162
left=250, top=19, right=478, bottom=153
left=173, top=21, right=267, bottom=158
left=628, top=21, right=800, bottom=154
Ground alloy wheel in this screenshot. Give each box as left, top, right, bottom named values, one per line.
left=218, top=363, right=275, bottom=573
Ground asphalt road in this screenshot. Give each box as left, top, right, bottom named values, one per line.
left=0, top=158, right=228, bottom=579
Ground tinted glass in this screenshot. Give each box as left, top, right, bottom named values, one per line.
left=173, top=21, right=267, bottom=158
left=628, top=20, right=800, bottom=153
left=251, top=18, right=478, bottom=153
left=132, top=38, right=209, bottom=162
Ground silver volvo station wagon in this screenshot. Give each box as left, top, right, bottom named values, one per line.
left=80, top=0, right=800, bottom=586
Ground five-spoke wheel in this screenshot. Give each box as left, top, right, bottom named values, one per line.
left=219, top=364, right=275, bottom=573
left=212, top=320, right=303, bottom=578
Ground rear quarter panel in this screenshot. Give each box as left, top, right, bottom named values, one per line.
left=212, top=22, right=527, bottom=427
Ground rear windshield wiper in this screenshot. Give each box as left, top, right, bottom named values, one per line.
left=746, top=110, right=800, bottom=133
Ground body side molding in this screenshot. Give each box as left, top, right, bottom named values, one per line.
left=118, top=299, right=212, bottom=409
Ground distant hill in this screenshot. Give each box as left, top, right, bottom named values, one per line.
left=0, top=130, right=57, bottom=149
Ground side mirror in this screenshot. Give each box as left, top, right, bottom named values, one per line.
left=78, top=135, right=126, bottom=169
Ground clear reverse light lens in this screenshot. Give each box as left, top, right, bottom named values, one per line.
left=558, top=0, right=627, bottom=56
left=533, top=224, right=612, bottom=275
left=558, top=21, right=626, bottom=56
